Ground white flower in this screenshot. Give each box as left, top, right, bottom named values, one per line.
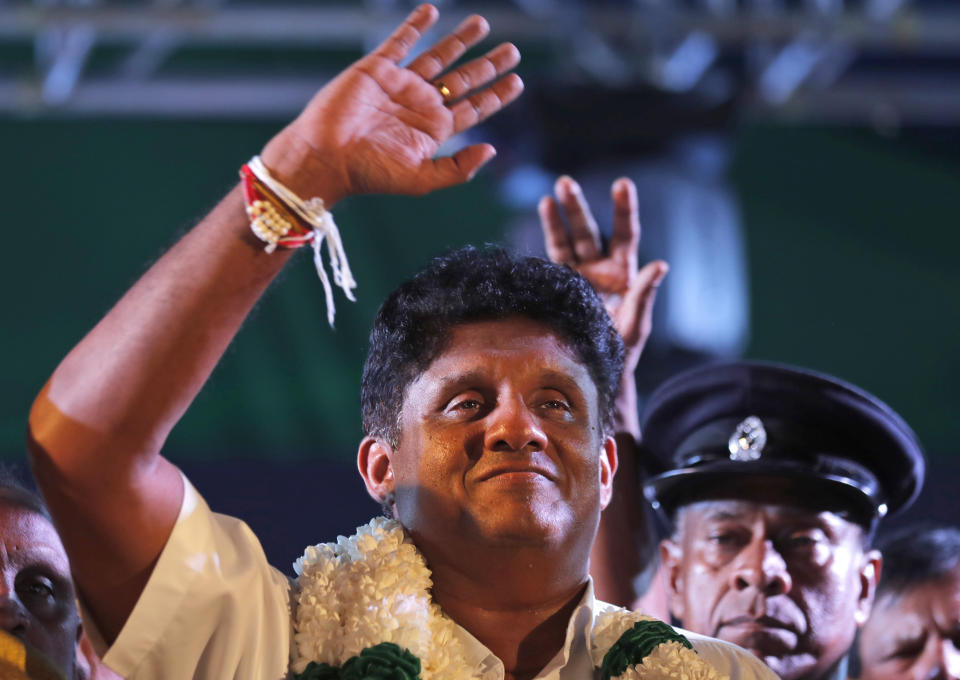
left=291, top=518, right=482, bottom=680
left=291, top=518, right=726, bottom=680
left=620, top=641, right=727, bottom=680
left=591, top=609, right=660, bottom=666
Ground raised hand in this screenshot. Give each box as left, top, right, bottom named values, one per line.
left=539, top=176, right=668, bottom=378
left=262, top=4, right=522, bottom=205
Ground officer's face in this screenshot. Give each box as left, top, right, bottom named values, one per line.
left=662, top=499, right=880, bottom=680
left=858, top=566, right=960, bottom=680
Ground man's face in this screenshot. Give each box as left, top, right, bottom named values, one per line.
left=858, top=567, right=960, bottom=680
left=381, top=317, right=615, bottom=552
left=662, top=499, right=878, bottom=680
left=0, top=502, right=80, bottom=677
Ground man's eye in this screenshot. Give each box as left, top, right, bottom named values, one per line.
left=19, top=576, right=55, bottom=602
left=890, top=643, right=924, bottom=660
left=542, top=399, right=569, bottom=410
left=709, top=533, right=736, bottom=545
left=452, top=399, right=481, bottom=411
left=787, top=536, right=815, bottom=547
left=782, top=530, right=826, bottom=550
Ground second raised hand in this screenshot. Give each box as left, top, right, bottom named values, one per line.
left=261, top=4, right=523, bottom=207
left=539, top=175, right=668, bottom=371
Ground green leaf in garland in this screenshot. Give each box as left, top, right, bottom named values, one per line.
left=294, top=661, right=343, bottom=680
left=600, top=620, right=694, bottom=680
left=341, top=642, right=422, bottom=680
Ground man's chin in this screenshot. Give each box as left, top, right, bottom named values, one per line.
left=472, top=517, right=562, bottom=547
left=464, top=505, right=575, bottom=548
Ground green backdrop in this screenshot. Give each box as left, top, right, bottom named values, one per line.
left=4, top=119, right=958, bottom=472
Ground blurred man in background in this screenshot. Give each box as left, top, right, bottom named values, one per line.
left=0, top=473, right=119, bottom=680
left=857, top=525, right=960, bottom=680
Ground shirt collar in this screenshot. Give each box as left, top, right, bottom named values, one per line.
left=448, top=579, right=599, bottom=680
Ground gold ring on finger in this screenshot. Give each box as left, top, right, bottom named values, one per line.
left=436, top=81, right=452, bottom=101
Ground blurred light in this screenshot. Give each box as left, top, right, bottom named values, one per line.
left=759, top=39, right=823, bottom=104
left=658, top=32, right=718, bottom=92
left=39, top=25, right=96, bottom=105
left=500, top=164, right=554, bottom=210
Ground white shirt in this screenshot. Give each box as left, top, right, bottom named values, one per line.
left=87, top=475, right=777, bottom=680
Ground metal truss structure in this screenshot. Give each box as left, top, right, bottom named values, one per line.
left=2, top=0, right=959, bottom=124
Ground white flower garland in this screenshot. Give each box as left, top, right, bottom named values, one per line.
left=292, top=518, right=726, bottom=680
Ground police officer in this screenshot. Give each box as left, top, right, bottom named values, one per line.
left=643, top=360, right=925, bottom=680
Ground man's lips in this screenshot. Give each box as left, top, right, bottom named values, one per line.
left=476, top=465, right=557, bottom=482
left=718, top=615, right=799, bottom=636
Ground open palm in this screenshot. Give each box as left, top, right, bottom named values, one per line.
left=539, top=176, right=668, bottom=372
left=269, top=5, right=522, bottom=203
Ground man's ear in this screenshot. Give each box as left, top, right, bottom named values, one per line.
left=357, top=436, right=395, bottom=506
left=660, top=538, right=686, bottom=621
left=854, top=549, right=882, bottom=626
left=598, top=435, right=618, bottom=510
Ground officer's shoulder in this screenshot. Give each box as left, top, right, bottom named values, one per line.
left=677, top=626, right=780, bottom=680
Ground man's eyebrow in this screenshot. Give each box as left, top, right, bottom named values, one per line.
left=704, top=510, right=746, bottom=522
left=888, top=628, right=926, bottom=650
left=774, top=509, right=845, bottom=534
left=538, top=370, right=588, bottom=394
left=432, top=370, right=490, bottom=395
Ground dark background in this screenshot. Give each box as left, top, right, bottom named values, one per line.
left=3, top=0, right=959, bottom=570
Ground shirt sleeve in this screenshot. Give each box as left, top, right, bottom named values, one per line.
left=83, top=471, right=293, bottom=680
left=685, top=630, right=782, bottom=679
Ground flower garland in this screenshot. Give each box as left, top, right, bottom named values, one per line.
left=292, top=518, right=726, bottom=680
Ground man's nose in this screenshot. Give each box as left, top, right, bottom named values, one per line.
left=483, top=395, right=548, bottom=453
left=731, top=538, right=792, bottom=599
left=0, top=580, right=28, bottom=638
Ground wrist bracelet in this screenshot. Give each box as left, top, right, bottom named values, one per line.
left=240, top=165, right=312, bottom=252
left=240, top=156, right=357, bottom=326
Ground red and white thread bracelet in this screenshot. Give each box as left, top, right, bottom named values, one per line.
left=240, top=156, right=357, bottom=326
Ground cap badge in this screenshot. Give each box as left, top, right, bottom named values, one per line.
left=728, top=416, right=767, bottom=461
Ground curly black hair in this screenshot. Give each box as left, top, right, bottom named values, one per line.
left=876, top=524, right=960, bottom=598
left=361, top=246, right=624, bottom=446
left=0, top=465, right=50, bottom=521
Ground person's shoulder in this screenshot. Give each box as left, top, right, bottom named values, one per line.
left=677, top=627, right=779, bottom=679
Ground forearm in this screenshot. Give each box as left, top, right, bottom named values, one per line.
left=28, top=183, right=303, bottom=639
left=613, top=366, right=641, bottom=440
left=591, top=369, right=660, bottom=610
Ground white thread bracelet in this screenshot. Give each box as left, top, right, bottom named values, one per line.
left=247, top=156, right=357, bottom=326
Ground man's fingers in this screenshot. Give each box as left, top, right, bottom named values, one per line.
left=417, top=143, right=497, bottom=192
left=408, top=14, right=490, bottom=80
left=620, top=260, right=669, bottom=347
left=610, top=177, right=640, bottom=268
left=539, top=196, right=576, bottom=265
left=555, top=176, right=601, bottom=261
left=372, top=4, right=439, bottom=63
left=433, top=42, right=520, bottom=101
left=450, top=73, right=523, bottom=132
